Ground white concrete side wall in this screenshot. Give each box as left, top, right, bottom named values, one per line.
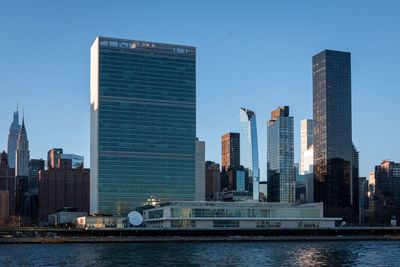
left=196, top=140, right=205, bottom=201
left=281, top=221, right=299, bottom=228
left=239, top=220, right=256, bottom=228
left=196, top=220, right=213, bottom=228
left=90, top=37, right=99, bottom=215
left=319, top=221, right=335, bottom=228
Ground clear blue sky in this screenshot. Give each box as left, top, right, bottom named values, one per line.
left=0, top=1, right=399, bottom=180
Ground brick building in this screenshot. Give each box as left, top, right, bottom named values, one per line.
left=0, top=151, right=15, bottom=217
left=38, top=158, right=89, bottom=222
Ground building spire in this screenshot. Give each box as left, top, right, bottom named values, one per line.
left=22, top=109, right=25, bottom=128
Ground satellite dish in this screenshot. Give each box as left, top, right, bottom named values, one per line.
left=128, top=211, right=143, bottom=226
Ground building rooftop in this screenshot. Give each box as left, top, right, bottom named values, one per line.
left=96, top=36, right=196, bottom=57
left=150, top=201, right=323, bottom=209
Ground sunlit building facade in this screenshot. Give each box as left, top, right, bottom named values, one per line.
left=267, top=106, right=295, bottom=203
left=90, top=37, right=196, bottom=215
left=240, top=108, right=259, bottom=200
left=221, top=132, right=240, bottom=172
left=301, top=119, right=313, bottom=174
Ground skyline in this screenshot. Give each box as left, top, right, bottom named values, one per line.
left=1, top=1, right=400, bottom=180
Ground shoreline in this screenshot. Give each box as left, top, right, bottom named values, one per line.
left=2, top=235, right=400, bottom=244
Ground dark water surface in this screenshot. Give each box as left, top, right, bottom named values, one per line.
left=0, top=241, right=399, bottom=266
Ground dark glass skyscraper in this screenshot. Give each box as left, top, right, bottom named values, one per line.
left=313, top=50, right=357, bottom=221
left=90, top=37, right=196, bottom=215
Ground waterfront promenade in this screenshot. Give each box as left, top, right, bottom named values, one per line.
left=1, top=227, right=400, bottom=243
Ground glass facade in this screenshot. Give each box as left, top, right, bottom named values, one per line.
left=169, top=207, right=320, bottom=218
left=60, top=154, right=84, bottom=169
left=267, top=107, right=295, bottom=203
left=300, top=119, right=313, bottom=175
left=313, top=50, right=355, bottom=220
left=90, top=37, right=196, bottom=215
left=240, top=108, right=259, bottom=200
left=236, top=170, right=245, bottom=191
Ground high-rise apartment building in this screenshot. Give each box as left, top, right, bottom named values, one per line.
left=300, top=119, right=313, bottom=174
left=369, top=171, right=375, bottom=197
left=0, top=151, right=15, bottom=216
left=267, top=106, right=295, bottom=203
left=370, top=161, right=400, bottom=225
left=221, top=133, right=240, bottom=171
left=28, top=159, right=44, bottom=222
left=196, top=138, right=205, bottom=201
left=90, top=37, right=196, bottom=215
left=205, top=161, right=221, bottom=201
left=313, top=50, right=356, bottom=221
left=240, top=108, right=259, bottom=200
left=375, top=161, right=400, bottom=207
left=28, top=159, right=45, bottom=192
left=38, top=159, right=90, bottom=222
left=7, top=108, right=20, bottom=169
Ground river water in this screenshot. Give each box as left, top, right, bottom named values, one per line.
left=1, top=241, right=399, bottom=266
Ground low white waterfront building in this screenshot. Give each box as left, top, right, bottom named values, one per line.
left=142, top=201, right=341, bottom=229
left=76, top=215, right=129, bottom=229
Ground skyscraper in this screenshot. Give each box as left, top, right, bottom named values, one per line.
left=28, top=158, right=44, bottom=222
left=28, top=159, right=45, bottom=192
left=15, top=117, right=30, bottom=177
left=300, top=119, right=313, bottom=174
left=221, top=133, right=240, bottom=171
left=47, top=148, right=63, bottom=169
left=7, top=107, right=20, bottom=169
left=240, top=108, right=259, bottom=200
left=267, top=106, right=295, bottom=203
left=15, top=116, right=30, bottom=216
left=90, top=37, right=196, bottom=215
left=313, top=49, right=356, bottom=221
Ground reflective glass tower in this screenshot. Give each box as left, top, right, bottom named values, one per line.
left=90, top=37, right=196, bottom=215
left=300, top=119, right=313, bottom=175
left=313, top=50, right=356, bottom=221
left=239, top=108, right=259, bottom=200
left=7, top=107, right=20, bottom=169
left=267, top=106, right=295, bottom=203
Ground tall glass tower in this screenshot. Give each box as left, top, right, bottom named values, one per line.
left=313, top=49, right=356, bottom=221
left=90, top=37, right=196, bottom=215
left=7, top=107, right=20, bottom=169
left=300, top=119, right=313, bottom=175
left=267, top=106, right=294, bottom=203
left=240, top=108, right=259, bottom=200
